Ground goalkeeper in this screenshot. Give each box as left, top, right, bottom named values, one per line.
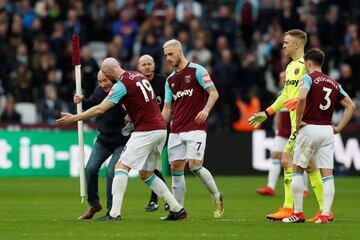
left=248, top=29, right=332, bottom=222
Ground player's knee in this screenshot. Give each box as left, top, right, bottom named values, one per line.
left=188, top=160, right=202, bottom=169
left=281, top=154, right=292, bottom=168
left=188, top=160, right=202, bottom=175
left=280, top=160, right=289, bottom=169
left=114, top=163, right=130, bottom=179
left=170, top=160, right=185, bottom=172
left=272, top=152, right=282, bottom=159
left=305, top=160, right=317, bottom=172
left=139, top=170, right=153, bottom=181
left=319, top=168, right=333, bottom=178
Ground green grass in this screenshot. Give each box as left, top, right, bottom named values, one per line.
left=0, top=176, right=359, bottom=240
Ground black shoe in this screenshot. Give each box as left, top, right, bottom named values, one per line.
left=145, top=201, right=159, bottom=212
left=164, top=203, right=170, bottom=211
left=96, top=214, right=121, bottom=221
left=161, top=208, right=187, bottom=221
left=96, top=214, right=110, bottom=221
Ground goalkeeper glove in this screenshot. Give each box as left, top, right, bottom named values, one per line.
left=248, top=112, right=267, bottom=128
left=283, top=98, right=298, bottom=111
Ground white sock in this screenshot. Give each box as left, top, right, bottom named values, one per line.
left=145, top=175, right=182, bottom=212
left=109, top=170, right=128, bottom=218
left=267, top=159, right=281, bottom=189
left=322, top=176, right=335, bottom=216
left=172, top=173, right=186, bottom=207
left=292, top=173, right=304, bottom=213
left=303, top=171, right=309, bottom=192
left=192, top=167, right=220, bottom=200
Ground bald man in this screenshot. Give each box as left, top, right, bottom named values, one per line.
left=138, top=54, right=169, bottom=212
left=138, top=54, right=166, bottom=109
left=74, top=70, right=129, bottom=220
left=58, top=58, right=187, bottom=221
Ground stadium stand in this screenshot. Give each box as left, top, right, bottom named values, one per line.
left=0, top=0, right=359, bottom=132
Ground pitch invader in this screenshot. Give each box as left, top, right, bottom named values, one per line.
left=282, top=48, right=356, bottom=224
left=248, top=29, right=326, bottom=222
left=57, top=58, right=186, bottom=221
left=162, top=39, right=224, bottom=218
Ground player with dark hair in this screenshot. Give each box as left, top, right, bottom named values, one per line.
left=283, top=48, right=356, bottom=223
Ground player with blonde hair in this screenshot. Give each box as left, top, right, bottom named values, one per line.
left=162, top=39, right=224, bottom=218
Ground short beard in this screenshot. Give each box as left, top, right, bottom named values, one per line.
left=173, top=59, right=179, bottom=68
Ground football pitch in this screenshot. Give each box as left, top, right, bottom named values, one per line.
left=0, top=176, right=359, bottom=240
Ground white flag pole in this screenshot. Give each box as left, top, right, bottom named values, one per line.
left=72, top=34, right=86, bottom=204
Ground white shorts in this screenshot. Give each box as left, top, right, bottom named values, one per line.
left=168, top=130, right=207, bottom=162
left=119, top=130, right=167, bottom=171
left=155, top=153, right=162, bottom=171
left=272, top=136, right=288, bottom=153
left=293, top=125, right=334, bottom=169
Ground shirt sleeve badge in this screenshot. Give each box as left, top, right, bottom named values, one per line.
left=107, top=88, right=115, bottom=99
left=202, top=73, right=212, bottom=83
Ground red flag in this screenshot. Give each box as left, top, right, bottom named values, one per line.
left=72, top=34, right=81, bottom=66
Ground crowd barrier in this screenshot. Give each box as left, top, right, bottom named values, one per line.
left=0, top=130, right=359, bottom=176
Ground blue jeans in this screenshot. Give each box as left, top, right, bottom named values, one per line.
left=86, top=140, right=124, bottom=213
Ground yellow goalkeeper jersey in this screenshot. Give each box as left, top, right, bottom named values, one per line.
left=270, top=57, right=306, bottom=132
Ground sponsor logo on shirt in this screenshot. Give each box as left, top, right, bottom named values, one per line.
left=202, top=73, right=212, bottom=83
left=173, top=89, right=194, bottom=100
left=285, top=79, right=299, bottom=87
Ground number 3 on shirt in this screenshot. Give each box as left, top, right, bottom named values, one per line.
left=136, top=79, right=155, bottom=102
left=319, top=87, right=332, bottom=110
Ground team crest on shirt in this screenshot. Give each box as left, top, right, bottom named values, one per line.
left=171, top=83, right=175, bottom=88
left=184, top=75, right=191, bottom=83
left=294, top=68, right=300, bottom=75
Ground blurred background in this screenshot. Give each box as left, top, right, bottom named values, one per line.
left=0, top=0, right=359, bottom=176
left=0, top=0, right=359, bottom=130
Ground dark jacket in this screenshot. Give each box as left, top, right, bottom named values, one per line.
left=83, top=86, right=128, bottom=149
left=37, top=98, right=62, bottom=123
left=151, top=73, right=167, bottom=110
left=0, top=110, right=21, bottom=124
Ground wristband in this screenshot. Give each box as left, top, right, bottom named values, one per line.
left=265, top=107, right=275, bottom=117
